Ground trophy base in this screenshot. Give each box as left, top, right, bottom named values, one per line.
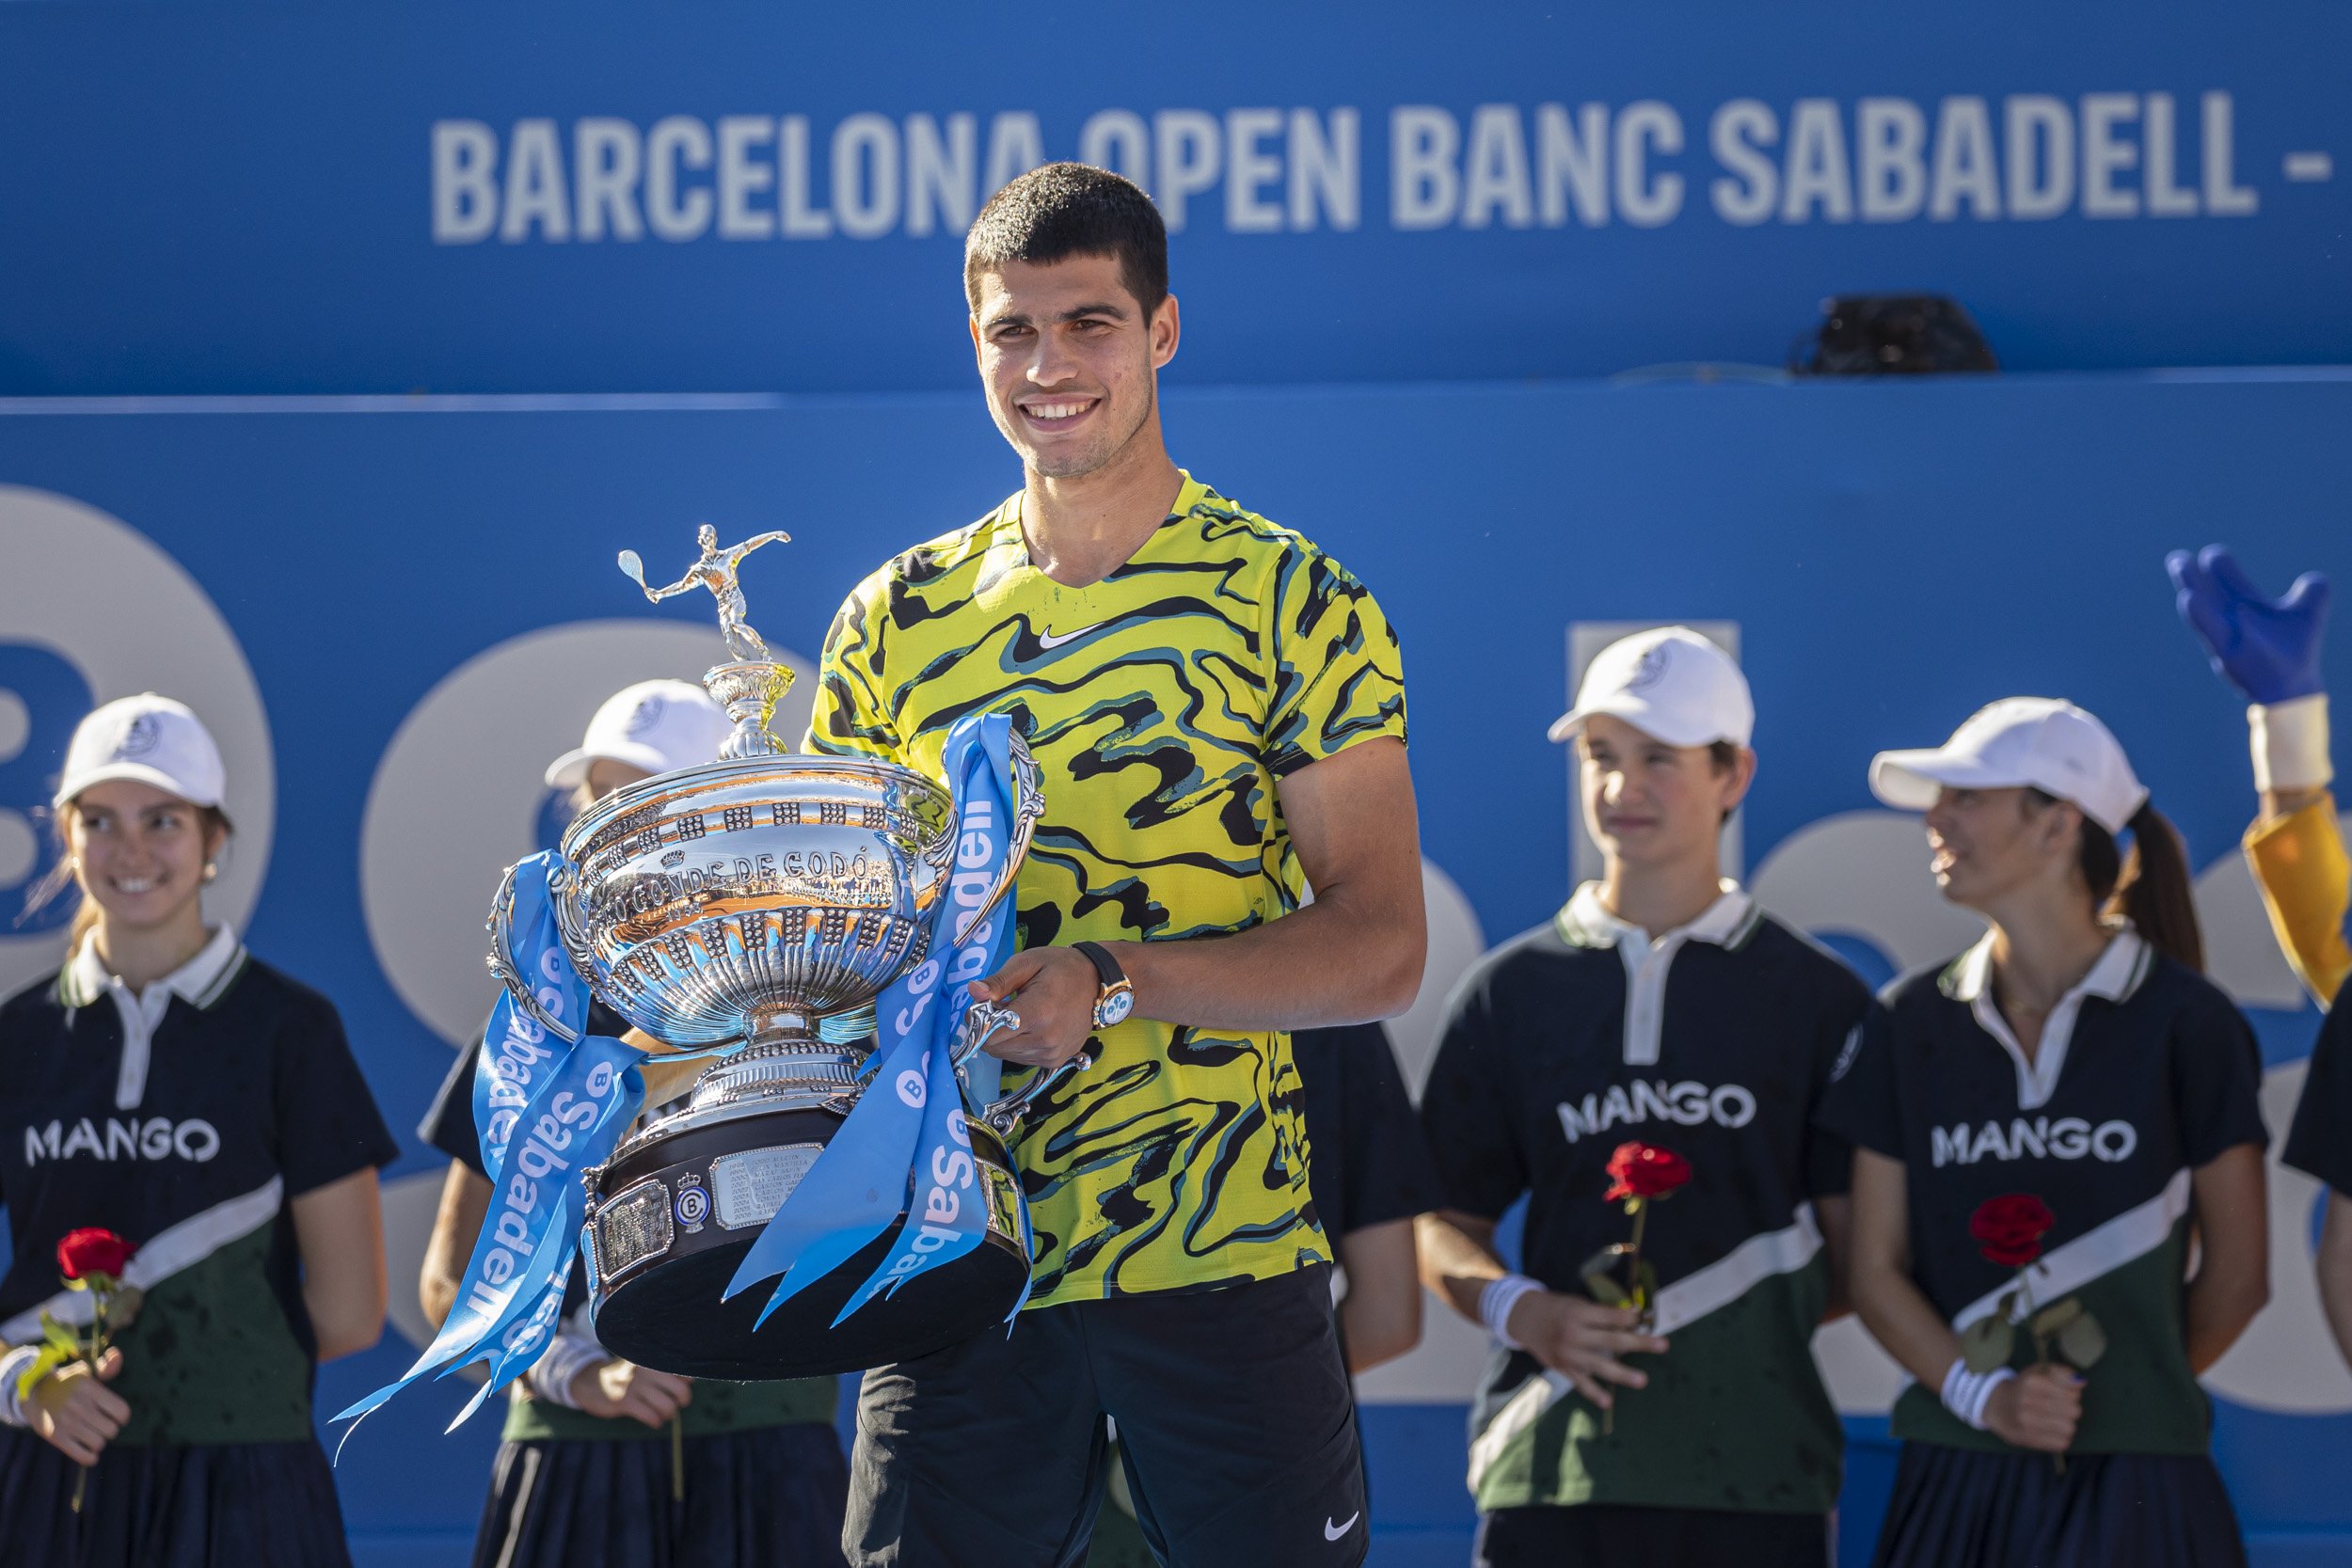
left=583, top=1101, right=1030, bottom=1381
left=594, top=1217, right=1031, bottom=1381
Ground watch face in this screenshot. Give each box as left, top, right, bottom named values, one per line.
left=1096, top=989, right=1136, bottom=1028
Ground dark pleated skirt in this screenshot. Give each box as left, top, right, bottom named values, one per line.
left=0, top=1428, right=350, bottom=1568
left=472, top=1422, right=850, bottom=1568
left=1475, top=1503, right=1830, bottom=1568
left=1873, top=1443, right=2248, bottom=1568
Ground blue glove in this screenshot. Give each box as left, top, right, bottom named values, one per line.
left=2167, top=544, right=2330, bottom=705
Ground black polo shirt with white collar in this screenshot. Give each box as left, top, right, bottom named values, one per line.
left=1818, top=928, right=2265, bottom=1456
left=1421, top=883, right=1870, bottom=1515
left=0, top=937, right=396, bottom=1443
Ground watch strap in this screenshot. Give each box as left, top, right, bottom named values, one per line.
left=1070, top=941, right=1126, bottom=991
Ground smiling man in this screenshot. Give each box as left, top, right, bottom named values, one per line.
left=804, top=163, right=1424, bottom=1568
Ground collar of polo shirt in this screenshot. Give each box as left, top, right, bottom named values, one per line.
left=1556, top=879, right=1763, bottom=1065
left=1940, top=925, right=2153, bottom=1111
left=61, top=925, right=247, bottom=1111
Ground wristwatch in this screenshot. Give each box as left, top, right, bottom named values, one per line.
left=1070, top=942, right=1136, bottom=1029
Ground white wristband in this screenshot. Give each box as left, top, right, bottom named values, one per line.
left=1939, top=1357, right=2016, bottom=1431
left=2250, top=694, right=2333, bottom=794
left=522, top=1327, right=609, bottom=1410
left=0, top=1345, right=43, bottom=1428
left=1479, top=1274, right=1544, bottom=1350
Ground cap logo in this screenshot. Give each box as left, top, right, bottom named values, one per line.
left=625, top=694, right=666, bottom=737
left=115, top=712, right=161, bottom=760
left=1626, top=643, right=1671, bottom=692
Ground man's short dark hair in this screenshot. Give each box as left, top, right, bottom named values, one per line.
left=964, top=163, right=1168, bottom=319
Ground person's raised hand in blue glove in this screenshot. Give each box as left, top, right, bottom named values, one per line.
left=2169, top=544, right=2333, bottom=799
left=2167, top=544, right=2330, bottom=705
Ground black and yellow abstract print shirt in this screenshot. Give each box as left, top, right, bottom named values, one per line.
left=807, top=473, right=1408, bottom=1305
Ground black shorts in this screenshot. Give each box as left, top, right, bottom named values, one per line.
left=1476, top=1503, right=1830, bottom=1568
left=847, top=1264, right=1366, bottom=1568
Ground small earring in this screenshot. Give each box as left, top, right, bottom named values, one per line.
left=202, top=863, right=218, bottom=882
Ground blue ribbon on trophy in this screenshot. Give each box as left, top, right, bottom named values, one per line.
left=331, top=853, right=647, bottom=1451
left=723, top=711, right=1028, bottom=1328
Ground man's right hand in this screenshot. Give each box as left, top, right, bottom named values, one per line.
left=1982, top=1363, right=2083, bottom=1453
left=571, top=1359, right=693, bottom=1430
left=1503, top=1290, right=1670, bottom=1410
left=27, top=1346, right=129, bottom=1466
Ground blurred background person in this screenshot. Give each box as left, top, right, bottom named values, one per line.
left=1828, top=699, right=2267, bottom=1568
left=415, top=678, right=849, bottom=1568
left=2172, top=546, right=2352, bottom=1370
left=2169, top=545, right=2344, bottom=1005
left=0, top=695, right=395, bottom=1568
left=1416, top=628, right=1870, bottom=1568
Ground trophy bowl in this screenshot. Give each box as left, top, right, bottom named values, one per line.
left=523, top=748, right=1040, bottom=1378
left=554, top=752, right=957, bottom=1051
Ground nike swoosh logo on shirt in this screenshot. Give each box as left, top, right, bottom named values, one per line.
left=1037, top=623, right=1104, bottom=650
left=1324, top=1513, right=1359, bottom=1542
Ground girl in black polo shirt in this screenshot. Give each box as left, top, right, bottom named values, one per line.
left=1823, top=698, right=2268, bottom=1568
left=0, top=695, right=398, bottom=1568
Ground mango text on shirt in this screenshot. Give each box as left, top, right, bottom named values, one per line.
left=1931, top=1117, right=2139, bottom=1168
left=23, top=1116, right=221, bottom=1164
left=1556, top=1080, right=1758, bottom=1145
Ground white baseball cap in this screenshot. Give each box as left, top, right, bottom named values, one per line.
left=1869, top=697, right=2149, bottom=834
left=53, top=693, right=228, bottom=810
left=545, top=679, right=731, bottom=789
left=1548, top=626, right=1755, bottom=749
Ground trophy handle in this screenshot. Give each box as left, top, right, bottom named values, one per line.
left=977, top=1044, right=1096, bottom=1141
left=950, top=998, right=1094, bottom=1139
left=950, top=998, right=1021, bottom=1068
left=485, top=861, right=582, bottom=1045
left=947, top=732, right=1047, bottom=946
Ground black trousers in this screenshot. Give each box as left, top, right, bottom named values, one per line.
left=847, top=1264, right=1367, bottom=1568
left=1476, top=1503, right=1830, bottom=1568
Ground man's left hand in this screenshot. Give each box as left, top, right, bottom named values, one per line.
left=969, top=947, right=1100, bottom=1069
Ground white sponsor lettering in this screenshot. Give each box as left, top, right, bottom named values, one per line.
left=24, top=1117, right=220, bottom=1164
left=1929, top=1116, right=2138, bottom=1167
left=1556, top=1079, right=1756, bottom=1144
left=433, top=95, right=2258, bottom=245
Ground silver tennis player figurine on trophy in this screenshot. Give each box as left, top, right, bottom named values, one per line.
left=486, top=526, right=1053, bottom=1380
left=619, top=524, right=790, bottom=660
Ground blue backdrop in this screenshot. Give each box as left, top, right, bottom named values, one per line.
left=1, top=0, right=2349, bottom=393
left=2, top=371, right=2349, bottom=1563
left=6, top=0, right=2352, bottom=1561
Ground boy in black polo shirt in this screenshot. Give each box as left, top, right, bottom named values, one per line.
left=1417, top=626, right=1868, bottom=1568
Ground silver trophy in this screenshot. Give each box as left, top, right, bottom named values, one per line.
left=486, top=529, right=1060, bottom=1379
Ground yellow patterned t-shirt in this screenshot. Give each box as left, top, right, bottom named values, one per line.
left=806, top=473, right=1408, bottom=1305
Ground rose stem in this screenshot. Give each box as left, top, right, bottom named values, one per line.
left=2022, top=1267, right=2065, bottom=1477
left=1628, top=1199, right=1650, bottom=1308
left=1607, top=1197, right=1653, bottom=1438
left=72, top=1289, right=113, bottom=1513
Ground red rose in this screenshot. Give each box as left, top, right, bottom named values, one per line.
left=1969, top=1195, right=2055, bottom=1268
left=1603, top=1142, right=1692, bottom=1203
left=56, top=1227, right=135, bottom=1282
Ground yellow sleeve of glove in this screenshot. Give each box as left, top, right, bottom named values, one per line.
left=2246, top=796, right=2352, bottom=1008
